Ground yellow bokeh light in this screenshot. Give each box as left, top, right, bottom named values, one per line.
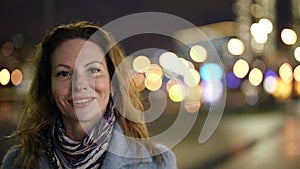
left=144, top=77, right=162, bottom=91
left=159, top=52, right=178, bottom=71
left=0, top=69, right=10, bottom=86
left=248, top=68, right=263, bottom=86
left=295, top=82, right=300, bottom=96
left=294, top=47, right=300, bottom=62
left=272, top=78, right=292, bottom=101
left=190, top=45, right=207, bottom=62
left=145, top=64, right=163, bottom=78
left=233, top=59, right=249, bottom=78
left=168, top=84, right=186, bottom=102
left=279, top=63, right=293, bottom=83
left=11, top=69, right=22, bottom=86
left=281, top=28, right=297, bottom=45
left=227, top=38, right=245, bottom=56
left=294, top=65, right=300, bottom=82
left=183, top=68, right=200, bottom=87
left=133, top=55, right=151, bottom=73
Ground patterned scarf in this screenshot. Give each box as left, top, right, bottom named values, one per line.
left=45, top=99, right=116, bottom=169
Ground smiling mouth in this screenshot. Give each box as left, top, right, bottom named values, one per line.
left=72, top=98, right=94, bottom=108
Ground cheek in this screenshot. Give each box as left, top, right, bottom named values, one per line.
left=94, top=78, right=111, bottom=95
left=51, top=79, right=71, bottom=97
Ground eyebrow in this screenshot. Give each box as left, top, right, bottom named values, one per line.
left=85, top=61, right=102, bottom=67
left=53, top=64, right=71, bottom=70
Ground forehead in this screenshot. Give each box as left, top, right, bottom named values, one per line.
left=51, top=38, right=106, bottom=66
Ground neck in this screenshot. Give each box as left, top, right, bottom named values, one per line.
left=61, top=118, right=100, bottom=141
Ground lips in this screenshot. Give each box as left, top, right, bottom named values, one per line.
left=71, top=98, right=95, bottom=109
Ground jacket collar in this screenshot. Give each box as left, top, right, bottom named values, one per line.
left=102, top=122, right=153, bottom=168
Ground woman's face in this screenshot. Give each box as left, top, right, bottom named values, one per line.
left=51, top=38, right=111, bottom=124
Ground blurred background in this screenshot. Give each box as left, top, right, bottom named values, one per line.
left=1, top=0, right=300, bottom=168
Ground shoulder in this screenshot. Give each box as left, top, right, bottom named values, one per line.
left=102, top=122, right=177, bottom=169
left=155, top=144, right=177, bottom=169
left=1, top=147, right=51, bottom=169
left=2, top=148, right=21, bottom=169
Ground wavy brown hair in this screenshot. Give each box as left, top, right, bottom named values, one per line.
left=12, top=21, right=164, bottom=169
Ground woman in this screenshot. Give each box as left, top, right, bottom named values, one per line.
left=2, top=21, right=176, bottom=169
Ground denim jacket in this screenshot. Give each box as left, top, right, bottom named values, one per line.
left=1, top=122, right=177, bottom=169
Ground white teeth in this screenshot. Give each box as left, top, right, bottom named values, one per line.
left=73, top=99, right=90, bottom=104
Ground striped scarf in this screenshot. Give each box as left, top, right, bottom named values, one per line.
left=45, top=99, right=116, bottom=169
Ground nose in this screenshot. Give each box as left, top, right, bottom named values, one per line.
left=72, top=71, right=88, bottom=92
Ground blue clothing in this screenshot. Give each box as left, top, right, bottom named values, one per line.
left=1, top=123, right=177, bottom=169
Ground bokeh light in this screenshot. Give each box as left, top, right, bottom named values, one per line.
left=144, top=77, right=162, bottom=91
left=227, top=38, right=245, bottom=56
left=133, top=55, right=151, bottom=73
left=184, top=100, right=201, bottom=113
left=233, top=59, right=249, bottom=78
left=190, top=45, right=207, bottom=62
left=248, top=68, right=263, bottom=86
left=183, top=68, right=200, bottom=87
left=201, top=81, right=223, bottom=103
left=2, top=41, right=14, bottom=57
left=272, top=78, right=292, bottom=101
left=263, top=76, right=278, bottom=94
left=132, top=73, right=146, bottom=91
left=281, top=28, right=297, bottom=45
left=159, top=51, right=178, bottom=72
left=11, top=69, right=23, bottom=86
left=0, top=69, right=10, bottom=86
left=294, top=47, right=300, bottom=62
left=200, top=63, right=223, bottom=81
left=226, top=72, right=241, bottom=89
left=168, top=83, right=186, bottom=102
left=279, top=63, right=293, bottom=83
left=259, top=18, right=273, bottom=34
left=294, top=65, right=300, bottom=82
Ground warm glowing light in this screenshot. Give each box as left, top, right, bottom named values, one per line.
left=259, top=18, right=273, bottom=34
left=294, top=47, right=300, bottom=62
left=2, top=41, right=14, bottom=57
left=233, top=59, right=249, bottom=78
left=132, top=73, right=145, bottom=91
left=174, top=58, right=189, bottom=76
left=295, top=82, right=300, bottom=96
left=168, top=84, right=186, bottom=102
left=250, top=23, right=268, bottom=44
left=263, top=76, right=277, bottom=94
left=227, top=38, right=245, bottom=56
left=145, top=64, right=163, bottom=79
left=11, top=69, right=22, bottom=86
left=0, top=69, right=10, bottom=86
left=144, top=77, right=162, bottom=91
left=272, top=78, right=292, bottom=101
left=159, top=52, right=178, bottom=72
left=250, top=4, right=264, bottom=18
left=184, top=100, right=201, bottom=113
left=279, top=63, right=293, bottom=83
left=200, top=63, right=223, bottom=81
left=281, top=28, right=297, bottom=45
left=294, top=65, right=300, bottom=82
left=133, top=55, right=151, bottom=73
left=248, top=68, right=263, bottom=86
left=190, top=45, right=207, bottom=62
left=183, top=68, right=200, bottom=87
left=186, top=84, right=201, bottom=100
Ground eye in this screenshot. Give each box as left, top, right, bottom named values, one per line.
left=56, top=71, right=72, bottom=78
left=88, top=68, right=100, bottom=74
